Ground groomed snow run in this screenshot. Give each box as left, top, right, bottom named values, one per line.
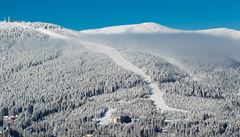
left=80, top=40, right=186, bottom=112
left=11, top=23, right=186, bottom=113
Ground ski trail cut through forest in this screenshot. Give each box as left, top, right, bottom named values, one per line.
left=19, top=26, right=187, bottom=124
left=25, top=26, right=187, bottom=112
left=80, top=40, right=187, bottom=112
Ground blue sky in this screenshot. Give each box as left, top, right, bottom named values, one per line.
left=0, top=0, right=239, bottom=30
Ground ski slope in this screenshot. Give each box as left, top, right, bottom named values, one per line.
left=11, top=22, right=186, bottom=112
left=80, top=40, right=186, bottom=112
left=1, top=21, right=240, bottom=136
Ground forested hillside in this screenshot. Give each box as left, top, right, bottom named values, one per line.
left=1, top=22, right=240, bottom=137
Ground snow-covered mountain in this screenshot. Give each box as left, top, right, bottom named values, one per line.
left=197, top=28, right=240, bottom=40
left=80, top=22, right=180, bottom=34
left=1, top=21, right=240, bottom=137
left=80, top=22, right=240, bottom=40
left=1, top=21, right=239, bottom=40
left=0, top=22, right=49, bottom=40
left=0, top=22, right=78, bottom=40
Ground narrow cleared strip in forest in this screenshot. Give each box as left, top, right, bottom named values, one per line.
left=80, top=40, right=186, bottom=112
left=22, top=26, right=187, bottom=124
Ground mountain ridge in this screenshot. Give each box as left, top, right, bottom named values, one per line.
left=79, top=22, right=240, bottom=39
left=1, top=21, right=240, bottom=40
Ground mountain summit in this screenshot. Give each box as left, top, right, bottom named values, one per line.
left=79, top=22, right=240, bottom=39
left=79, top=22, right=180, bottom=34
left=1, top=20, right=240, bottom=137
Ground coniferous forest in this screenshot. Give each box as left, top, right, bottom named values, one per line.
left=0, top=21, right=240, bottom=137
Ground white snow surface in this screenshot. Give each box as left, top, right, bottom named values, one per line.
left=0, top=22, right=20, bottom=29
left=16, top=23, right=69, bottom=39
left=197, top=28, right=240, bottom=40
left=80, top=22, right=180, bottom=34
left=0, top=22, right=185, bottom=112
left=3, top=21, right=239, bottom=114
left=0, top=22, right=70, bottom=39
left=1, top=22, right=239, bottom=40
left=80, top=40, right=186, bottom=112
left=99, top=109, right=115, bottom=125
left=35, top=28, right=69, bottom=39
left=2, top=21, right=238, bottom=112
left=79, top=22, right=240, bottom=39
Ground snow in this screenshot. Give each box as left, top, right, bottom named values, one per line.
left=1, top=22, right=234, bottom=113
left=80, top=40, right=186, bottom=112
left=15, top=22, right=69, bottom=39
left=1, top=21, right=239, bottom=134
left=197, top=28, right=240, bottom=40
left=99, top=109, right=115, bottom=125
left=2, top=21, right=239, bottom=40
left=159, top=55, right=200, bottom=81
left=2, top=21, right=237, bottom=113
left=237, top=91, right=240, bottom=96
left=3, top=115, right=18, bottom=121
left=0, top=22, right=69, bottom=39
left=0, top=22, right=20, bottom=29
left=79, top=22, right=240, bottom=40
left=164, top=118, right=190, bottom=123
left=80, top=22, right=180, bottom=34
left=36, top=28, right=69, bottom=39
